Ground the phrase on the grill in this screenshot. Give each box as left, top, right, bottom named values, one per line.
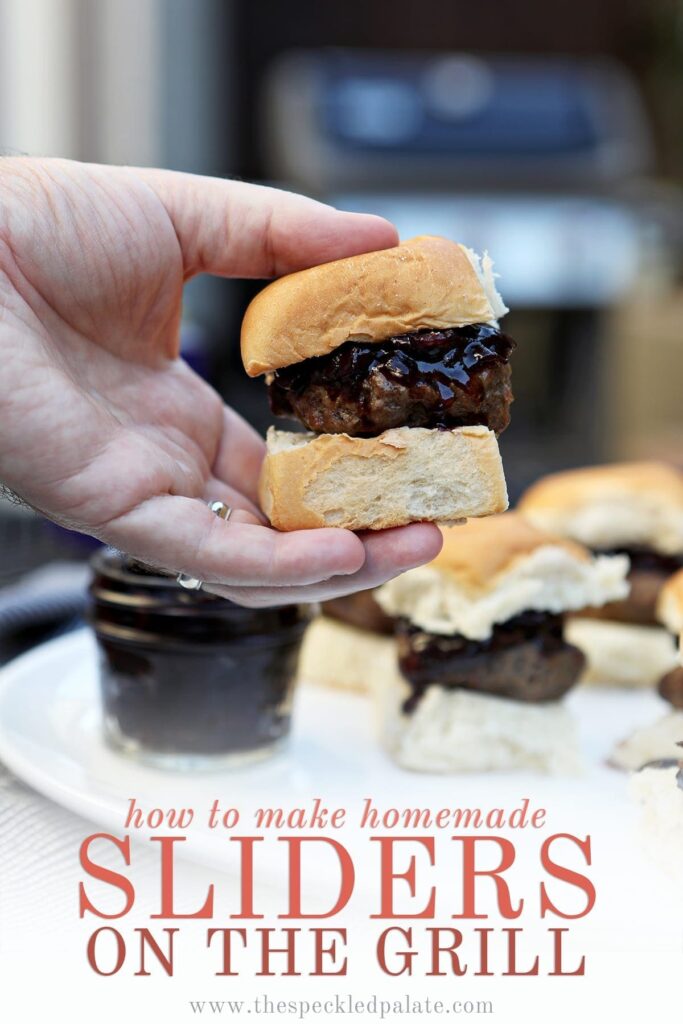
left=78, top=796, right=595, bottom=979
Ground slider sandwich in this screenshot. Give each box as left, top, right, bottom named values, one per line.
left=519, top=463, right=683, bottom=688
left=241, top=236, right=513, bottom=531
left=298, top=591, right=396, bottom=693
left=374, top=513, right=629, bottom=773
left=613, top=569, right=683, bottom=770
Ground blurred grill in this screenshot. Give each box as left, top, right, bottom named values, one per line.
left=261, top=49, right=680, bottom=488
left=264, top=51, right=653, bottom=193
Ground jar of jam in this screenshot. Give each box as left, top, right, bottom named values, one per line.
left=88, top=549, right=310, bottom=769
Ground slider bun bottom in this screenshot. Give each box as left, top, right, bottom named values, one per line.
left=565, top=618, right=678, bottom=689
left=375, top=671, right=580, bottom=775
left=611, top=711, right=683, bottom=771
left=629, top=766, right=683, bottom=876
left=297, top=616, right=396, bottom=694
left=260, top=425, right=507, bottom=531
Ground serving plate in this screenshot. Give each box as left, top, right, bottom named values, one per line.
left=0, top=628, right=676, bottom=939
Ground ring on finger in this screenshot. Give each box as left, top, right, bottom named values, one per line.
left=176, top=500, right=232, bottom=591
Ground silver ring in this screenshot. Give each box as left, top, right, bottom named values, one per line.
left=177, top=500, right=233, bottom=590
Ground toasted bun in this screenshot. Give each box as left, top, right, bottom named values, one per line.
left=431, top=511, right=588, bottom=583
left=564, top=618, right=679, bottom=688
left=518, top=462, right=683, bottom=555
left=259, top=425, right=508, bottom=531
left=241, top=236, right=507, bottom=376
left=375, top=674, right=580, bottom=774
left=657, top=570, right=683, bottom=657
left=297, top=616, right=396, bottom=694
left=376, top=512, right=629, bottom=639
left=612, top=712, right=683, bottom=770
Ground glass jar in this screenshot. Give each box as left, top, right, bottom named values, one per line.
left=88, top=548, right=310, bottom=769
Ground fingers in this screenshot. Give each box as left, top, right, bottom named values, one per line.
left=345, top=523, right=443, bottom=595
left=203, top=523, right=443, bottom=607
left=103, top=492, right=441, bottom=600
left=201, top=477, right=266, bottom=524
left=133, top=168, right=398, bottom=279
left=211, top=406, right=266, bottom=507
left=103, top=494, right=367, bottom=586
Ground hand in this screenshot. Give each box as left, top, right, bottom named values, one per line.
left=0, top=158, right=442, bottom=605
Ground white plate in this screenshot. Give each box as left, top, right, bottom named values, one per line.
left=0, top=629, right=670, bottom=897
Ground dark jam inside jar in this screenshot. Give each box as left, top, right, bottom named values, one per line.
left=89, top=549, right=310, bottom=767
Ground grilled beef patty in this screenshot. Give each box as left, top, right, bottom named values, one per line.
left=268, top=324, right=514, bottom=437
left=658, top=666, right=683, bottom=709
left=397, top=610, right=584, bottom=714
left=579, top=547, right=683, bottom=627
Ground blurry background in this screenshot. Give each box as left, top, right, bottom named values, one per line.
left=0, top=0, right=682, bottom=653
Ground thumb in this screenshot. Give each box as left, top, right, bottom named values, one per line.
left=132, top=168, right=398, bottom=279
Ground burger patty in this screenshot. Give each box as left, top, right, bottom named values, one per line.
left=396, top=610, right=584, bottom=714
left=620, top=547, right=683, bottom=575
left=658, top=666, right=683, bottom=709
left=578, top=547, right=683, bottom=627
left=268, top=324, right=514, bottom=437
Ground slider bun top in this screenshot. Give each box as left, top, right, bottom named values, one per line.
left=376, top=512, right=629, bottom=640
left=431, top=511, right=587, bottom=587
left=658, top=569, right=683, bottom=658
left=518, top=462, right=683, bottom=556
left=240, top=235, right=507, bottom=376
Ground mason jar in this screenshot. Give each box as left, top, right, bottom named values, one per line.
left=88, top=548, right=309, bottom=769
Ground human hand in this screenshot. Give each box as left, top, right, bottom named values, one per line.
left=0, top=158, right=442, bottom=604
